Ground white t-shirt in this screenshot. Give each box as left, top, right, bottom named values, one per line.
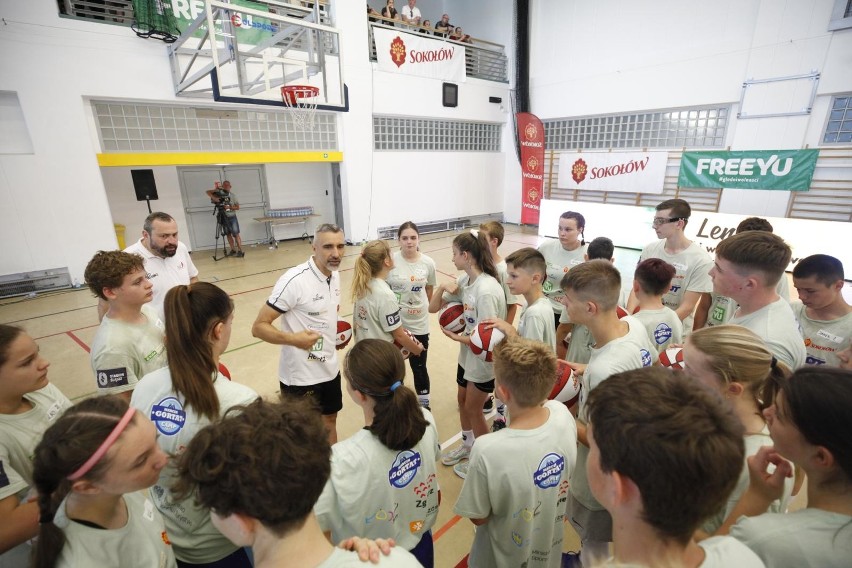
left=707, top=277, right=791, bottom=328
left=90, top=304, right=167, bottom=396
left=639, top=240, right=713, bottom=331
left=701, top=427, right=793, bottom=535
left=317, top=547, right=422, bottom=567
left=572, top=316, right=655, bottom=511
left=124, top=239, right=199, bottom=321
left=698, top=535, right=765, bottom=567
left=400, top=5, right=421, bottom=21
left=731, top=508, right=852, bottom=568
left=266, top=256, right=341, bottom=386
left=632, top=306, right=683, bottom=354
left=519, top=297, right=557, bottom=350
left=0, top=383, right=71, bottom=567
left=443, top=273, right=507, bottom=383
left=730, top=299, right=806, bottom=369
left=53, top=491, right=177, bottom=568
left=454, top=401, right=578, bottom=568
left=790, top=301, right=852, bottom=367
left=315, top=409, right=439, bottom=550
left=130, top=368, right=258, bottom=564
left=538, top=239, right=587, bottom=313
left=353, top=278, right=402, bottom=343
left=387, top=251, right=436, bottom=336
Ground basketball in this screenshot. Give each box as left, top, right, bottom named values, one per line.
left=616, top=305, right=629, bottom=319
left=659, top=347, right=684, bottom=370
left=336, top=319, right=352, bottom=350
left=439, top=301, right=466, bottom=333
left=393, top=329, right=422, bottom=360
left=469, top=323, right=505, bottom=362
left=549, top=359, right=581, bottom=407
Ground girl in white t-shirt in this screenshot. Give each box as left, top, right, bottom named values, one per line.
left=538, top=211, right=588, bottom=324
left=683, top=324, right=794, bottom=537
left=351, top=240, right=424, bottom=357
left=316, top=339, right=440, bottom=567
left=387, top=222, right=436, bottom=409
left=428, top=231, right=506, bottom=478
left=131, top=283, right=257, bottom=567
left=729, top=366, right=852, bottom=567
left=0, top=325, right=72, bottom=566
left=31, top=395, right=176, bottom=568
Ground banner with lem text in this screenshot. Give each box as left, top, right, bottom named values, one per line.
left=678, top=149, right=819, bottom=191
left=373, top=28, right=466, bottom=82
left=557, top=151, right=667, bottom=193
left=517, top=113, right=545, bottom=225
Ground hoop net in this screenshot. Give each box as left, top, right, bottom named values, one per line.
left=281, top=86, right=320, bottom=131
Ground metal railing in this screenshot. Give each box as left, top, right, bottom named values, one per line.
left=368, top=21, right=508, bottom=83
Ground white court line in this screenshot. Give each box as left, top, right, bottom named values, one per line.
left=439, top=410, right=497, bottom=451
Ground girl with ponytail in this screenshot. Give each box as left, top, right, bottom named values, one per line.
left=428, top=230, right=506, bottom=479
left=130, top=282, right=257, bottom=567
left=351, top=240, right=424, bottom=357
left=0, top=325, right=71, bottom=566
left=314, top=339, right=439, bottom=567
left=538, top=211, right=588, bottom=326
left=31, top=396, right=175, bottom=568
left=684, top=324, right=795, bottom=537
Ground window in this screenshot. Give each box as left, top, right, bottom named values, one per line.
left=373, top=117, right=501, bottom=151
left=822, top=96, right=852, bottom=144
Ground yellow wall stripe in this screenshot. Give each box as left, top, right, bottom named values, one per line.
left=96, top=151, right=343, bottom=167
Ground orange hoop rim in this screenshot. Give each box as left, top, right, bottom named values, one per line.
left=281, top=85, right=320, bottom=105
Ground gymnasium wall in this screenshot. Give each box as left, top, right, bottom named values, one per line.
left=525, top=0, right=852, bottom=223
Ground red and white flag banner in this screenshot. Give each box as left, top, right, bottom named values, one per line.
left=373, top=28, right=466, bottom=82
left=517, top=112, right=545, bottom=225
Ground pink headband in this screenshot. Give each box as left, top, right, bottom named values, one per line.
left=67, top=407, right=137, bottom=481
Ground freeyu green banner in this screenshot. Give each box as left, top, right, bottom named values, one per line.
left=678, top=150, right=819, bottom=191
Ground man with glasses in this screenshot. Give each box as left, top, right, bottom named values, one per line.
left=627, top=199, right=713, bottom=332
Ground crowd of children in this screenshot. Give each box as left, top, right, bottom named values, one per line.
left=2, top=200, right=851, bottom=567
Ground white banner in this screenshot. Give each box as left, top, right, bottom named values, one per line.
left=557, top=151, right=668, bottom=194
left=538, top=199, right=852, bottom=273
left=373, top=27, right=466, bottom=82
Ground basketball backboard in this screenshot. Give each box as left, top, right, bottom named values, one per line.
left=168, top=0, right=346, bottom=111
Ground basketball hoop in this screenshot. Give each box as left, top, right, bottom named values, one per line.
left=281, top=85, right=320, bottom=131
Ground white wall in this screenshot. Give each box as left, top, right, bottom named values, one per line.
left=265, top=163, right=335, bottom=239
left=528, top=0, right=852, bottom=220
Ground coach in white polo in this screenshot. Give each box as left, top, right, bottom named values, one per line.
left=252, top=223, right=345, bottom=443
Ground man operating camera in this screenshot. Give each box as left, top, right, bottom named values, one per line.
left=206, top=180, right=245, bottom=257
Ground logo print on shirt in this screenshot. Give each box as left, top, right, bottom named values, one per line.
left=533, top=453, right=565, bottom=489
left=388, top=450, right=422, bottom=488
left=151, top=397, right=187, bottom=436
left=653, top=323, right=673, bottom=345
left=641, top=349, right=653, bottom=367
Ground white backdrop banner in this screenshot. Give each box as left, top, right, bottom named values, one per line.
left=373, top=28, right=466, bottom=81
left=557, top=151, right=668, bottom=193
left=539, top=199, right=852, bottom=273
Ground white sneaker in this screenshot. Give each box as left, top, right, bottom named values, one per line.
left=453, top=460, right=470, bottom=479
left=441, top=444, right=471, bottom=466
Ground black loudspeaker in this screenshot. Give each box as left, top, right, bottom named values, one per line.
left=442, top=82, right=458, bottom=107
left=131, top=169, right=159, bottom=201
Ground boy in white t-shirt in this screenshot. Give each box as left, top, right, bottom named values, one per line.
left=711, top=231, right=806, bottom=369
left=631, top=258, right=683, bottom=353
left=585, top=367, right=763, bottom=568
left=484, top=247, right=555, bottom=431
left=559, top=259, right=656, bottom=565
left=85, top=250, right=167, bottom=400
left=176, top=398, right=420, bottom=567
left=628, top=198, right=713, bottom=332
left=454, top=336, right=577, bottom=568
left=790, top=254, right=852, bottom=367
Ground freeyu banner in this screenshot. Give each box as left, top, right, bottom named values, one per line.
left=517, top=113, right=546, bottom=225
left=678, top=149, right=819, bottom=191
left=557, top=151, right=668, bottom=194
left=373, top=28, right=466, bottom=82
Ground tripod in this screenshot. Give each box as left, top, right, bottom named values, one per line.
left=212, top=203, right=231, bottom=261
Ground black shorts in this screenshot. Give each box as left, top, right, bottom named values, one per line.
left=279, top=373, right=342, bottom=415
left=455, top=364, right=495, bottom=393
